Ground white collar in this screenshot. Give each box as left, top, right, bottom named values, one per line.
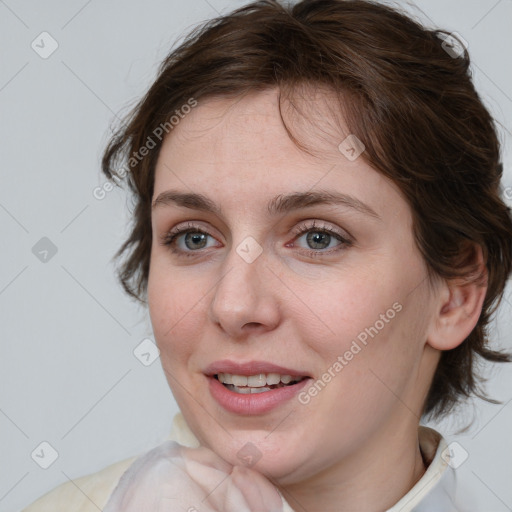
left=387, top=426, right=453, bottom=512
left=166, top=414, right=457, bottom=512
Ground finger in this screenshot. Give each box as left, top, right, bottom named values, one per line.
left=229, top=465, right=284, bottom=512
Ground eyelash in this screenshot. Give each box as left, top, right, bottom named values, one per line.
left=289, top=220, right=352, bottom=257
left=158, top=220, right=352, bottom=259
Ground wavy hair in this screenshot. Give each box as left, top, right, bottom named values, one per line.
left=102, top=0, right=512, bottom=419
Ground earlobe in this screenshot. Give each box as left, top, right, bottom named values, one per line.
left=427, top=246, right=488, bottom=351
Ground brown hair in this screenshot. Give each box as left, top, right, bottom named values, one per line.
left=102, top=0, right=512, bottom=419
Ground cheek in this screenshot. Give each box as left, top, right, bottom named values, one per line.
left=147, top=257, right=209, bottom=364
left=298, top=261, right=426, bottom=400
left=297, top=268, right=399, bottom=354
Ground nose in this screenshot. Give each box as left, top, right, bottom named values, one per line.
left=208, top=244, right=281, bottom=339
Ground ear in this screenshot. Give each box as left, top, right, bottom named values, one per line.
left=427, top=244, right=488, bottom=351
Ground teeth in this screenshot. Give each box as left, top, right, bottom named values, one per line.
left=266, top=373, right=281, bottom=385
left=231, top=375, right=248, bottom=386
left=247, top=374, right=267, bottom=387
left=217, top=372, right=303, bottom=389
left=224, top=385, right=273, bottom=394
left=250, top=386, right=271, bottom=394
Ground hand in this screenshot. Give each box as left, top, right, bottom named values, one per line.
left=103, top=440, right=284, bottom=512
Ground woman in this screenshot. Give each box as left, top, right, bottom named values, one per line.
left=22, top=0, right=512, bottom=510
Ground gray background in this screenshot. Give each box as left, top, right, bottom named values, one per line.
left=1, top=1, right=511, bottom=511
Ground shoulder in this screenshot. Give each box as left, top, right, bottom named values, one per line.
left=21, top=455, right=137, bottom=512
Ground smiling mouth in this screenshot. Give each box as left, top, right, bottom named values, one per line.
left=215, top=372, right=307, bottom=394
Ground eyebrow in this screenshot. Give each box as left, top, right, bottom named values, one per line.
left=151, top=189, right=381, bottom=220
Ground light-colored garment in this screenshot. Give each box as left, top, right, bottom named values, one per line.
left=22, top=413, right=464, bottom=511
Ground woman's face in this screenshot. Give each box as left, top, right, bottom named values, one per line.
left=147, top=88, right=441, bottom=484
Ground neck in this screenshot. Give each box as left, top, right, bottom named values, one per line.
left=278, top=421, right=426, bottom=512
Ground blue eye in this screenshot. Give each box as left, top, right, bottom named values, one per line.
left=289, top=220, right=352, bottom=257
left=159, top=223, right=218, bottom=257
left=297, top=230, right=341, bottom=250
left=159, top=220, right=352, bottom=258
left=175, top=231, right=210, bottom=250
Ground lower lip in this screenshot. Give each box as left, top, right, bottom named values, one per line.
left=207, top=375, right=311, bottom=415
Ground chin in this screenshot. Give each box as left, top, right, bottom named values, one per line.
left=199, top=424, right=315, bottom=483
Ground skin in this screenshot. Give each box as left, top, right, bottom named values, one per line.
left=147, top=87, right=486, bottom=511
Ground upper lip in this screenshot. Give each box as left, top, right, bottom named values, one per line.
left=204, top=360, right=311, bottom=377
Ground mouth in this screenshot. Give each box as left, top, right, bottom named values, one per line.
left=204, top=361, right=312, bottom=415
left=214, top=372, right=307, bottom=394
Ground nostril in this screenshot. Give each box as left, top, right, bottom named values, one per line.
left=243, top=322, right=263, bottom=329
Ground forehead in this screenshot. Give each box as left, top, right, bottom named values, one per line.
left=162, top=87, right=346, bottom=165
left=153, top=88, right=408, bottom=222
